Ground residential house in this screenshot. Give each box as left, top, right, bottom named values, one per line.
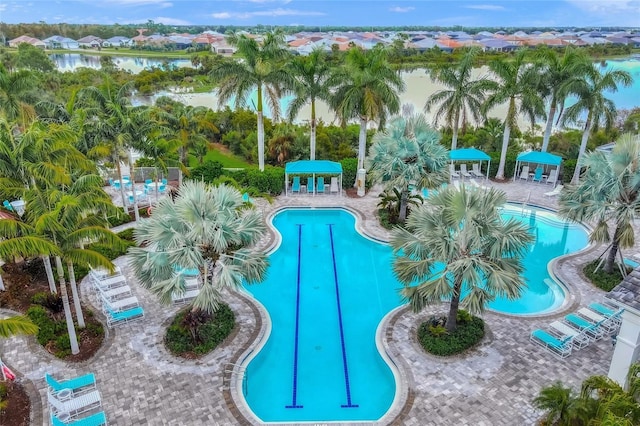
left=103, top=36, right=132, bottom=47
left=8, top=35, right=45, bottom=49
left=211, top=38, right=236, bottom=55
left=479, top=39, right=519, bottom=52
left=42, top=35, right=79, bottom=49
left=76, top=35, right=103, bottom=48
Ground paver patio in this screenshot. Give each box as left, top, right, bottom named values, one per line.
left=0, top=179, right=622, bottom=425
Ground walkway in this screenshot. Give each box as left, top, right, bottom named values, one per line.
left=0, top=180, right=621, bottom=425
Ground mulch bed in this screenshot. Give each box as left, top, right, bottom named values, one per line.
left=0, top=381, right=30, bottom=426
left=0, top=260, right=104, bottom=362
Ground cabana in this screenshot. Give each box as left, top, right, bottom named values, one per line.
left=449, top=148, right=491, bottom=181
left=284, top=160, right=343, bottom=196
left=514, top=152, right=562, bottom=182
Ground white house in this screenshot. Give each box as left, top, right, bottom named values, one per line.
left=103, top=36, right=133, bottom=47
left=42, top=35, right=79, bottom=50
left=76, top=35, right=103, bottom=48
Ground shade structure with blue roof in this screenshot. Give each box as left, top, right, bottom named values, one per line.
left=514, top=151, right=563, bottom=182
left=449, top=148, right=491, bottom=181
left=284, top=160, right=342, bottom=196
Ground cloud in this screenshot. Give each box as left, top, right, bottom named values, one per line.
left=464, top=4, right=506, bottom=11
left=565, top=0, right=640, bottom=14
left=389, top=6, right=415, bottom=13
left=0, top=4, right=6, bottom=12
left=103, top=0, right=172, bottom=7
left=212, top=8, right=326, bottom=19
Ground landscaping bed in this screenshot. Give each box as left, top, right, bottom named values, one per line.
left=165, top=304, right=235, bottom=358
left=0, top=381, right=30, bottom=426
left=417, top=311, right=485, bottom=356
left=583, top=259, right=631, bottom=292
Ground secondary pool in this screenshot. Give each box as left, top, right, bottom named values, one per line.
left=241, top=206, right=589, bottom=423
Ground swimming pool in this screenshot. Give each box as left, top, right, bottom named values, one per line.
left=241, top=206, right=589, bottom=422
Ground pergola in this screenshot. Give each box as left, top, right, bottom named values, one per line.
left=513, top=151, right=563, bottom=181
left=450, top=148, right=491, bottom=181
left=284, top=160, right=343, bottom=196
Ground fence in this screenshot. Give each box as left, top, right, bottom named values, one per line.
left=103, top=167, right=181, bottom=183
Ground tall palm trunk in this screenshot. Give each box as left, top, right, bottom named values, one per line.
left=128, top=150, right=140, bottom=222
left=178, top=148, right=185, bottom=187
left=42, top=255, right=57, bottom=293
left=257, top=85, right=265, bottom=171
left=54, top=256, right=80, bottom=355
left=604, top=226, right=621, bottom=274
left=541, top=99, right=557, bottom=152
left=495, top=123, right=512, bottom=180
left=398, top=189, right=409, bottom=222
left=451, top=109, right=460, bottom=150
left=358, top=116, right=368, bottom=171
left=571, top=113, right=593, bottom=185
left=310, top=99, right=317, bottom=160
left=446, top=278, right=463, bottom=333
left=67, top=261, right=85, bottom=328
left=115, top=157, right=128, bottom=212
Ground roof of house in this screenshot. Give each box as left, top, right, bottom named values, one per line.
left=9, top=35, right=44, bottom=45
left=608, top=267, right=640, bottom=313
left=106, top=36, right=131, bottom=43
left=43, top=35, right=77, bottom=43
left=76, top=35, right=103, bottom=43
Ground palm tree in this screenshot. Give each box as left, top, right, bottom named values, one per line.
left=210, top=32, right=291, bottom=171
left=332, top=46, right=405, bottom=170
left=0, top=64, right=35, bottom=124
left=0, top=315, right=38, bottom=338
left=367, top=114, right=449, bottom=222
left=390, top=186, right=533, bottom=332
left=424, top=48, right=493, bottom=150
left=561, top=64, right=632, bottom=184
left=558, top=133, right=640, bottom=274
left=533, top=47, right=591, bottom=153
left=533, top=382, right=580, bottom=426
left=484, top=49, right=546, bottom=180
left=285, top=48, right=335, bottom=160
left=128, top=181, right=269, bottom=314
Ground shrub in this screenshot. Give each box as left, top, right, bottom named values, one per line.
left=31, top=292, right=63, bottom=315
left=562, top=159, right=577, bottom=184
left=165, top=304, right=235, bottom=357
left=117, top=228, right=135, bottom=242
left=488, top=151, right=517, bottom=179
left=227, top=166, right=284, bottom=195
left=107, top=213, right=132, bottom=227
left=190, top=160, right=224, bottom=183
left=583, top=260, right=630, bottom=292
left=417, top=310, right=484, bottom=356
left=26, top=306, right=57, bottom=346
left=340, top=158, right=358, bottom=188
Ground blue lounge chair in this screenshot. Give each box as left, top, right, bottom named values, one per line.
left=2, top=200, right=14, bottom=211
left=307, top=177, right=314, bottom=195
left=316, top=177, right=325, bottom=194
left=242, top=192, right=253, bottom=204
left=106, top=306, right=144, bottom=327
left=532, top=166, right=544, bottom=183
left=45, top=372, right=96, bottom=394
left=145, top=178, right=152, bottom=185
left=291, top=176, right=301, bottom=194
left=52, top=411, right=107, bottom=426
left=161, top=178, right=168, bottom=186
left=564, top=313, right=604, bottom=341
left=589, top=303, right=623, bottom=325
left=530, top=329, right=572, bottom=359
left=578, top=308, right=619, bottom=334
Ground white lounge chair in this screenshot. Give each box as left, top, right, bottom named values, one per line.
left=471, top=163, right=484, bottom=178
left=102, top=295, right=139, bottom=312
left=99, top=285, right=133, bottom=301
left=546, top=168, right=559, bottom=186
left=549, top=321, right=590, bottom=350
left=518, top=165, right=530, bottom=181
left=577, top=308, right=619, bottom=334
left=47, top=389, right=102, bottom=419
left=470, top=179, right=489, bottom=190
left=459, top=164, right=472, bottom=179
left=450, top=164, right=460, bottom=179
left=93, top=275, right=127, bottom=291
left=543, top=184, right=564, bottom=197
left=330, top=177, right=339, bottom=194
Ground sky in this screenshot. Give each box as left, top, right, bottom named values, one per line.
left=1, top=0, right=639, bottom=28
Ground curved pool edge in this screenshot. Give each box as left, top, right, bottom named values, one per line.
left=229, top=205, right=409, bottom=425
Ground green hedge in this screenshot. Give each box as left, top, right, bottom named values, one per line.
left=488, top=151, right=517, bottom=179
left=583, top=260, right=631, bottom=292
left=340, top=158, right=358, bottom=189
left=562, top=159, right=577, bottom=184
left=417, top=310, right=485, bottom=356
left=165, top=304, right=235, bottom=357
left=227, top=166, right=284, bottom=195
left=190, top=160, right=224, bottom=183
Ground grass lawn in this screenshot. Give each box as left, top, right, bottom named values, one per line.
left=189, top=148, right=253, bottom=169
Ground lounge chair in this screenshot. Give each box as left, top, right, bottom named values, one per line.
left=577, top=308, right=619, bottom=334
left=471, top=163, right=484, bottom=178
left=291, top=176, right=301, bottom=194
left=518, top=165, right=530, bottom=181
left=47, top=389, right=101, bottom=418
left=564, top=313, right=605, bottom=341
left=530, top=329, right=572, bottom=359
left=459, top=164, right=472, bottom=179
left=93, top=275, right=127, bottom=291
left=316, top=177, right=325, bottom=194
left=549, top=321, right=590, bottom=350
left=242, top=192, right=252, bottom=204
left=51, top=411, right=107, bottom=426
left=172, top=288, right=200, bottom=304
left=45, top=373, right=96, bottom=395
left=543, top=185, right=564, bottom=198
left=470, top=179, right=489, bottom=190
left=102, top=295, right=139, bottom=312
left=99, top=285, right=133, bottom=302
left=532, top=166, right=544, bottom=183
left=3, top=200, right=14, bottom=211
left=106, top=306, right=144, bottom=328
left=449, top=164, right=460, bottom=179
left=588, top=303, right=623, bottom=326
left=546, top=168, right=559, bottom=186
left=307, top=177, right=314, bottom=195
left=421, top=188, right=429, bottom=199
left=330, top=177, right=339, bottom=194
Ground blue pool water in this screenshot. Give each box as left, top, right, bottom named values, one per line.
left=242, top=206, right=589, bottom=422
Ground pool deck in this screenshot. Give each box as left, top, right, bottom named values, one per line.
left=0, top=179, right=624, bottom=426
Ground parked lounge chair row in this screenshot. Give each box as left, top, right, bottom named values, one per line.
left=450, top=163, right=484, bottom=180
left=90, top=267, right=144, bottom=328
left=45, top=372, right=107, bottom=425
left=517, top=166, right=559, bottom=186
left=290, top=176, right=340, bottom=195
left=530, top=301, right=623, bottom=359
